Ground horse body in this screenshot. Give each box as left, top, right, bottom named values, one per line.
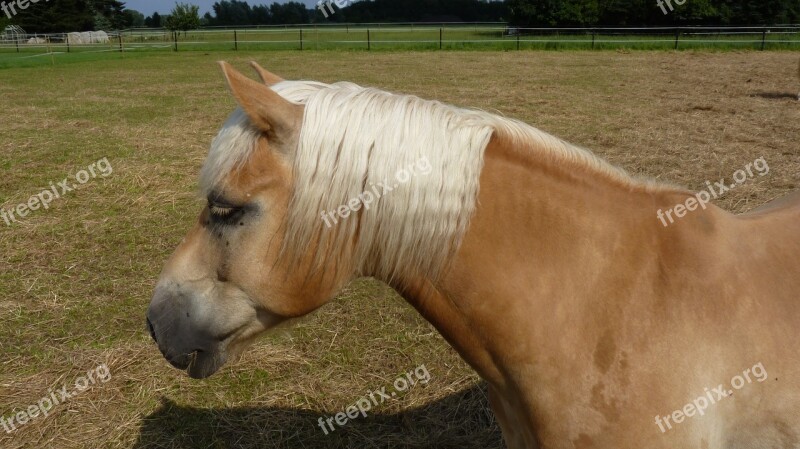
left=404, top=131, right=800, bottom=448
left=147, top=62, right=800, bottom=449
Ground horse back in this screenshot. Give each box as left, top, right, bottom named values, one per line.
left=740, top=189, right=800, bottom=218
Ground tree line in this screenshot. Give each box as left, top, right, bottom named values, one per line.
left=201, top=0, right=506, bottom=25
left=2, top=0, right=798, bottom=34
left=197, top=0, right=800, bottom=27
left=2, top=0, right=143, bottom=33
left=507, top=0, right=800, bottom=27
left=202, top=0, right=312, bottom=26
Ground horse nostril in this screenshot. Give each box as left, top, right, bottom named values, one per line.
left=146, top=317, right=157, bottom=343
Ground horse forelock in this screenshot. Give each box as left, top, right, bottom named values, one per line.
left=199, top=80, right=353, bottom=197
left=199, top=108, right=261, bottom=198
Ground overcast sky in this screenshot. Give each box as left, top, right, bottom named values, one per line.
left=123, top=0, right=318, bottom=16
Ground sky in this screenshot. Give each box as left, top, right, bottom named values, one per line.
left=122, top=0, right=318, bottom=16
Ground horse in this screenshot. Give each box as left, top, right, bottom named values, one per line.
left=147, top=61, right=800, bottom=449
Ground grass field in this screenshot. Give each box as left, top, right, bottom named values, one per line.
left=0, top=50, right=798, bottom=448
left=2, top=25, right=800, bottom=57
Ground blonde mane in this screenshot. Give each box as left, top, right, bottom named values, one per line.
left=201, top=80, right=638, bottom=281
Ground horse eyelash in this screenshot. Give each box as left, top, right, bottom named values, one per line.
left=210, top=204, right=236, bottom=217
left=208, top=203, right=246, bottom=225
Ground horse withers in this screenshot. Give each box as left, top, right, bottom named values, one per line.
left=147, top=61, right=800, bottom=449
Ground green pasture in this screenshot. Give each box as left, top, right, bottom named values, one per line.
left=1, top=25, right=799, bottom=61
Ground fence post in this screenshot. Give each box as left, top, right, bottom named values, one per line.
left=367, top=29, right=370, bottom=51
left=66, top=34, right=70, bottom=53
left=439, top=27, right=442, bottom=50
left=173, top=31, right=178, bottom=52
left=234, top=30, right=238, bottom=51
left=300, top=28, right=303, bottom=51
left=118, top=32, right=123, bottom=52
left=47, top=38, right=54, bottom=65
left=761, top=30, right=767, bottom=51
left=674, top=28, right=680, bottom=50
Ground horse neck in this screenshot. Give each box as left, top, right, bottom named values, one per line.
left=386, top=132, right=695, bottom=389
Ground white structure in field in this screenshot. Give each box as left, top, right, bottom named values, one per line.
left=93, top=31, right=110, bottom=43
left=1, top=25, right=25, bottom=42
left=66, top=31, right=110, bottom=44
left=66, top=32, right=82, bottom=44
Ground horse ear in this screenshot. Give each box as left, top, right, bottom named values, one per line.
left=249, top=61, right=284, bottom=85
left=219, top=61, right=301, bottom=136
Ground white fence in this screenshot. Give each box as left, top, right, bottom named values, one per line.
left=1, top=25, right=799, bottom=54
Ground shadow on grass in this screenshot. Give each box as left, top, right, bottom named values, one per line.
left=751, top=91, right=799, bottom=100
left=133, top=383, right=503, bottom=449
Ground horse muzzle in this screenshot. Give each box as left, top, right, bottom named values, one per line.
left=146, top=284, right=229, bottom=379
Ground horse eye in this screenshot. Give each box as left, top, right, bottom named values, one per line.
left=210, top=204, right=235, bottom=217
left=208, top=202, right=244, bottom=224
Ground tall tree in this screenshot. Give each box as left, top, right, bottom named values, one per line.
left=269, top=2, right=308, bottom=24
left=93, top=0, right=127, bottom=28
left=123, top=9, right=146, bottom=27
left=209, top=0, right=253, bottom=26
left=10, top=0, right=129, bottom=33
left=94, top=11, right=113, bottom=29
left=252, top=4, right=271, bottom=23
left=165, top=2, right=201, bottom=32
left=144, top=12, right=163, bottom=28
left=12, top=0, right=94, bottom=33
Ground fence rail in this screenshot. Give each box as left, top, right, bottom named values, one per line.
left=2, top=25, right=799, bottom=55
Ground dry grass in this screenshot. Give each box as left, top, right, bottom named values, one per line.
left=0, top=50, right=798, bottom=449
